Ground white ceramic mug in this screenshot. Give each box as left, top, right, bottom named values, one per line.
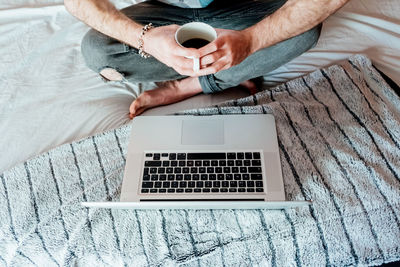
left=175, top=22, right=217, bottom=72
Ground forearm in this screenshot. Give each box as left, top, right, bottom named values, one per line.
left=64, top=0, right=142, bottom=48
left=243, top=0, right=349, bottom=53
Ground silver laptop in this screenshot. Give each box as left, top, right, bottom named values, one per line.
left=83, top=114, right=310, bottom=209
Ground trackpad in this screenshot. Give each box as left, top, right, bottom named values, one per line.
left=181, top=120, right=224, bottom=145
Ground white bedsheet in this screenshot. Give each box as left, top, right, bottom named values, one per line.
left=1, top=0, right=399, bottom=172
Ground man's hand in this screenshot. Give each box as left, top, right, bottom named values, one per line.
left=143, top=25, right=202, bottom=77
left=196, top=29, right=255, bottom=75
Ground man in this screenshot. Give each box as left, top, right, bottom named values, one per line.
left=64, top=0, right=349, bottom=118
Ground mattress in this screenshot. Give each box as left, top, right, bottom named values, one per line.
left=1, top=0, right=400, bottom=172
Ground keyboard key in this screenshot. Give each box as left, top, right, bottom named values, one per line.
left=253, top=152, right=261, bottom=159
left=205, top=181, right=212, bottom=188
left=171, top=161, right=178, bottom=167
left=211, top=188, right=219, bottom=193
left=242, top=174, right=250, bottom=180
left=155, top=182, right=162, bottom=188
left=228, top=160, right=234, bottom=166
left=183, top=167, right=190, bottom=174
left=150, top=189, right=158, bottom=193
left=245, top=152, right=252, bottom=159
left=247, top=181, right=255, bottom=187
left=179, top=161, right=186, bottom=167
left=256, top=188, right=264, bottom=192
left=145, top=161, right=161, bottom=167
left=177, top=153, right=186, bottom=160
left=229, top=188, right=237, bottom=192
left=144, top=168, right=149, bottom=175
left=151, top=175, right=158, bottom=181
left=239, top=181, right=246, bottom=187
left=199, top=167, right=206, bottom=173
left=176, top=174, right=183, bottom=180
left=162, top=161, right=169, bottom=167
left=232, top=167, right=239, bottom=173
left=185, top=189, right=193, bottom=193
left=195, top=161, right=202, bottom=166
left=207, top=167, right=214, bottom=173
left=201, top=174, right=208, bottom=180
left=171, top=182, right=179, bottom=188
left=166, top=168, right=173, bottom=174
left=167, top=174, right=174, bottom=180
left=158, top=168, right=165, bottom=174
left=187, top=161, right=194, bottom=166
left=203, top=188, right=211, bottom=193
left=234, top=174, right=241, bottom=180
left=141, top=189, right=149, bottom=193
left=150, top=168, right=157, bottom=174
left=179, top=182, right=187, bottom=188
left=163, top=182, right=170, bottom=188
left=222, top=181, right=229, bottom=187
left=227, top=153, right=236, bottom=159
left=209, top=174, right=216, bottom=180
left=153, top=153, right=160, bottom=160
left=159, top=175, right=167, bottom=181
left=215, top=167, right=222, bottom=173
left=213, top=181, right=220, bottom=187
left=143, top=175, right=150, bottom=181
left=184, top=174, right=191, bottom=180
left=237, top=152, right=244, bottom=159
left=159, top=189, right=167, bottom=193
left=187, top=153, right=226, bottom=160
left=194, top=189, right=202, bottom=193
left=145, top=153, right=153, bottom=157
left=248, top=167, right=262, bottom=173
left=252, top=160, right=262, bottom=166
left=168, top=189, right=175, bottom=193
left=196, top=181, right=204, bottom=187
left=162, top=153, right=169, bottom=157
left=203, top=161, right=210, bottom=166
left=188, top=182, right=196, bottom=188
left=192, top=174, right=200, bottom=180
left=217, top=174, right=224, bottom=180
left=240, top=167, right=247, bottom=173
left=244, top=160, right=251, bottom=166
left=251, top=174, right=263, bottom=180
left=174, top=167, right=181, bottom=174
left=223, top=167, right=230, bottom=173
left=177, top=189, right=184, bottom=193
left=219, top=160, right=227, bottom=166
left=220, top=188, right=228, bottom=193
left=211, top=160, right=218, bottom=166
left=238, top=188, right=246, bottom=192
left=230, top=181, right=238, bottom=187
left=191, top=167, right=198, bottom=173
left=226, top=174, right=233, bottom=180
left=169, top=153, right=176, bottom=160
left=235, top=160, right=243, bottom=166
left=247, top=188, right=255, bottom=192
left=256, top=181, right=263, bottom=187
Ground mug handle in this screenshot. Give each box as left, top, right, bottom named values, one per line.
left=193, top=57, right=200, bottom=72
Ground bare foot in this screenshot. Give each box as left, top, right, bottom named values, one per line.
left=240, top=80, right=258, bottom=95
left=129, top=77, right=203, bottom=119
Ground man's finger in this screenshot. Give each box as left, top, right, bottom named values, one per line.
left=200, top=50, right=224, bottom=66
left=198, top=38, right=224, bottom=57
left=196, top=58, right=228, bottom=76
left=172, top=44, right=201, bottom=58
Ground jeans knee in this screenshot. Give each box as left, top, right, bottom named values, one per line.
left=81, top=29, right=129, bottom=73
left=305, top=23, right=322, bottom=50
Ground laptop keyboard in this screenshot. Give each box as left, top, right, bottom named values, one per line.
left=140, top=152, right=264, bottom=194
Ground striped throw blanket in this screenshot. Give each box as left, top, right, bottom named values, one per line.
left=1, top=55, right=399, bottom=266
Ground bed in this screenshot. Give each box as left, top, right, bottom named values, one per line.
left=1, top=1, right=400, bottom=265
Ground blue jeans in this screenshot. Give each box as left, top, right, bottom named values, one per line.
left=81, top=0, right=321, bottom=94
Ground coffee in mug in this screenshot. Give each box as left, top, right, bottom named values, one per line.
left=175, top=22, right=217, bottom=71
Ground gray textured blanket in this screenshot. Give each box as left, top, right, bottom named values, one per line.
left=1, top=55, right=400, bottom=266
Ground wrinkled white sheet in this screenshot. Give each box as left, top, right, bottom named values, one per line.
left=1, top=0, right=399, bottom=172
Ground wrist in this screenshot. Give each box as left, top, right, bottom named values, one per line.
left=241, top=27, right=263, bottom=54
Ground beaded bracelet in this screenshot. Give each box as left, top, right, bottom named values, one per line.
left=138, top=23, right=154, bottom=58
